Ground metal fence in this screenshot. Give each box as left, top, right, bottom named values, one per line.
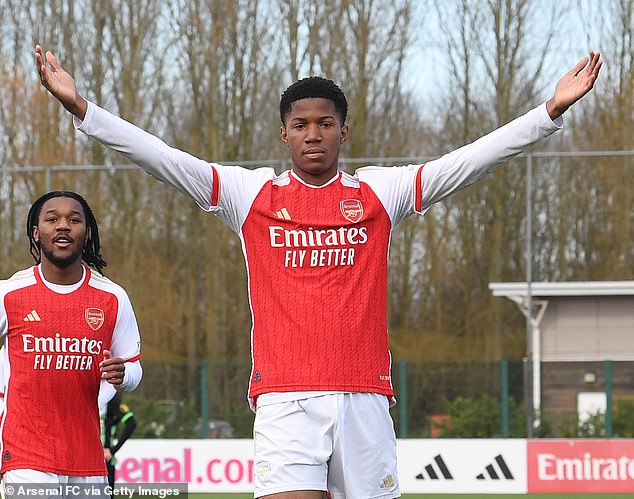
left=1, top=151, right=633, bottom=439
left=120, top=358, right=634, bottom=439
left=126, top=358, right=527, bottom=439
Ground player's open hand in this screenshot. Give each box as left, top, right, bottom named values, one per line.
left=547, top=51, right=603, bottom=119
left=100, top=350, right=125, bottom=385
left=35, top=44, right=87, bottom=119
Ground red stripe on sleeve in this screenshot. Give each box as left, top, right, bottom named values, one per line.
left=124, top=354, right=141, bottom=363
left=211, top=165, right=220, bottom=207
left=415, top=164, right=425, bottom=212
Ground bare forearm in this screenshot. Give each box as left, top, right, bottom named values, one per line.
left=545, top=97, right=567, bottom=121
left=64, top=94, right=88, bottom=121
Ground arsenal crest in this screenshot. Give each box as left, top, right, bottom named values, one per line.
left=340, top=199, right=364, bottom=223
left=85, top=308, right=105, bottom=331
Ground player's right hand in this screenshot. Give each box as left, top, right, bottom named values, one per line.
left=35, top=44, right=88, bottom=119
left=100, top=350, right=126, bottom=385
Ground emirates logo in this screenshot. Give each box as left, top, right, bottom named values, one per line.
left=85, top=308, right=105, bottom=331
left=340, top=199, right=363, bottom=223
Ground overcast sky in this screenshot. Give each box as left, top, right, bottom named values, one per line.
left=404, top=0, right=607, bottom=111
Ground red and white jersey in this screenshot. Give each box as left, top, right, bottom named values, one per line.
left=77, top=101, right=561, bottom=404
left=0, top=265, right=141, bottom=475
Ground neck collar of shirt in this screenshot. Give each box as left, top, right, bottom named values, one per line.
left=290, top=170, right=340, bottom=189
left=37, top=264, right=87, bottom=294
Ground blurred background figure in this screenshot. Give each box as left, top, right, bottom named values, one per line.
left=101, top=391, right=137, bottom=493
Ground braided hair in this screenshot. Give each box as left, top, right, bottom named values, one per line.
left=26, top=191, right=107, bottom=275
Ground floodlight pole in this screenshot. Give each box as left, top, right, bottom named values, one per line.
left=525, top=154, right=534, bottom=438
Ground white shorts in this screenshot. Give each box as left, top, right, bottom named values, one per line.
left=3, top=470, right=107, bottom=499
left=253, top=392, right=400, bottom=498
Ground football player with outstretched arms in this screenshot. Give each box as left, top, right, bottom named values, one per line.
left=36, top=45, right=600, bottom=499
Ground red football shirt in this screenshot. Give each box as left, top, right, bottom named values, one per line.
left=0, top=265, right=141, bottom=475
left=242, top=171, right=394, bottom=398
left=77, top=101, right=560, bottom=407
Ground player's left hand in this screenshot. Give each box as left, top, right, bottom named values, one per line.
left=100, top=350, right=125, bottom=385
left=547, top=51, right=603, bottom=119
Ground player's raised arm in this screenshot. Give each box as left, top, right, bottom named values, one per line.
left=546, top=51, right=603, bottom=120
left=416, top=52, right=603, bottom=212
left=34, top=44, right=221, bottom=211
left=35, top=45, right=87, bottom=120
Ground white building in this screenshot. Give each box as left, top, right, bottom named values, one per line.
left=490, top=281, right=634, bottom=428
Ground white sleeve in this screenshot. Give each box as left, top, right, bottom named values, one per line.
left=119, top=360, right=142, bottom=392
left=418, top=102, right=562, bottom=213
left=109, top=289, right=142, bottom=392
left=205, top=163, right=278, bottom=232
left=356, top=165, right=422, bottom=226
left=98, top=380, right=117, bottom=414
left=75, top=101, right=275, bottom=233
left=0, top=345, right=5, bottom=392
left=76, top=102, right=216, bottom=211
left=0, top=280, right=11, bottom=340
left=356, top=103, right=562, bottom=225
left=0, top=298, right=6, bottom=340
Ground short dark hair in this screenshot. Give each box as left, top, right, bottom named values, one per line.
left=26, top=191, right=107, bottom=274
left=280, top=76, right=348, bottom=125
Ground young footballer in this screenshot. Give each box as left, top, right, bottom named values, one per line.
left=36, top=45, right=601, bottom=498
left=0, top=191, right=142, bottom=491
